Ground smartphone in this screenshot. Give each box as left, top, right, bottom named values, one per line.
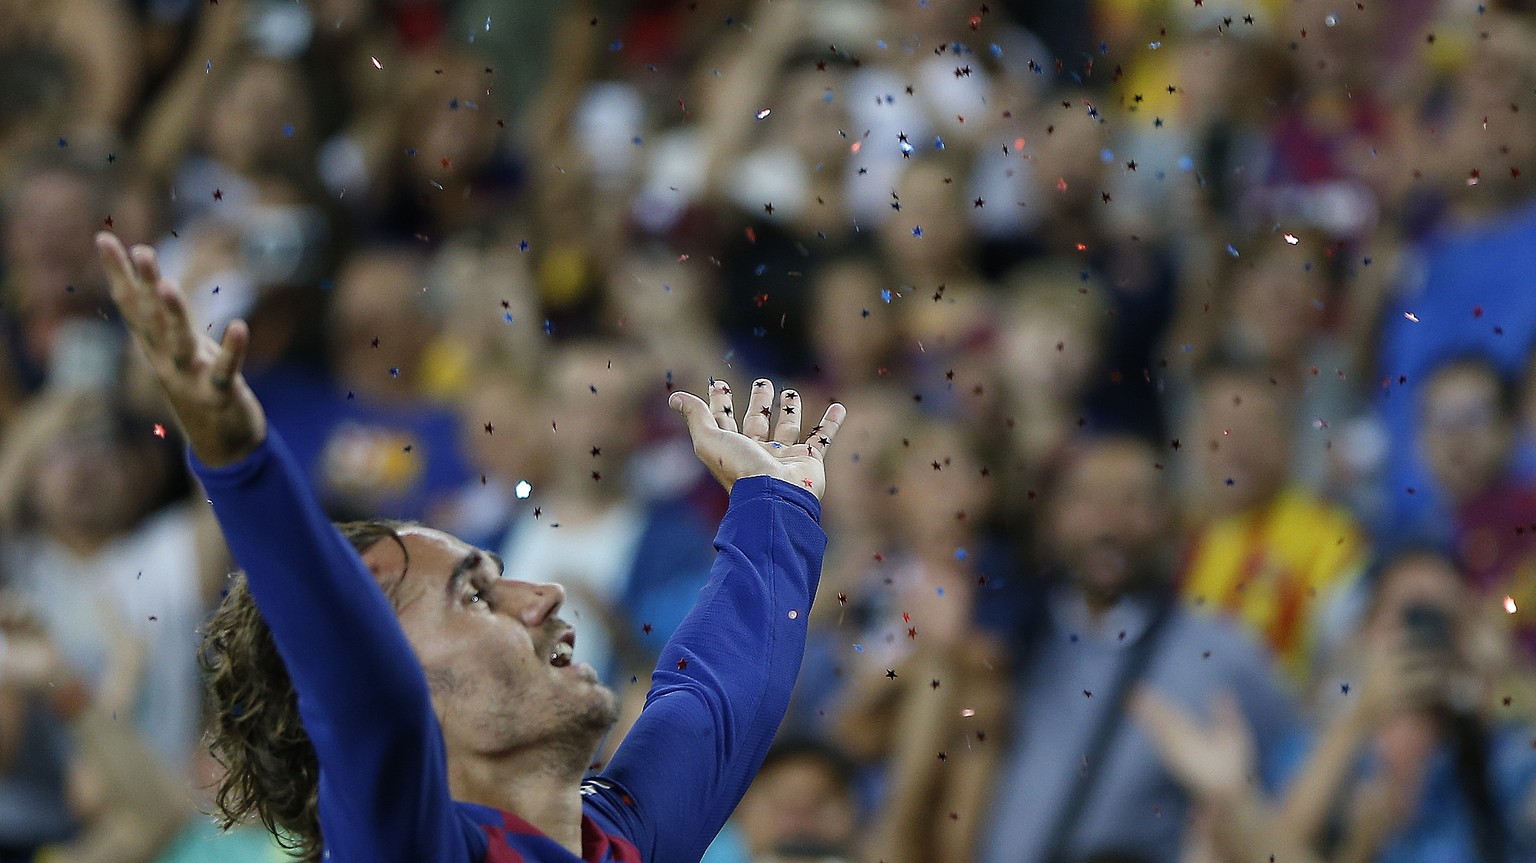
left=1402, top=603, right=1454, bottom=654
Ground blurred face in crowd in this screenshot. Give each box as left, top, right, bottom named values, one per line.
left=209, top=58, right=312, bottom=173
left=32, top=412, right=164, bottom=545
left=461, top=376, right=543, bottom=488
left=1438, top=15, right=1536, bottom=207
left=809, top=258, right=895, bottom=383
left=779, top=65, right=852, bottom=170
left=887, top=421, right=991, bottom=550
left=1195, top=371, right=1291, bottom=511
left=735, top=752, right=855, bottom=859
left=1227, top=250, right=1322, bottom=366
left=331, top=249, right=435, bottom=389
left=879, top=162, right=969, bottom=274
left=1419, top=361, right=1511, bottom=506
left=998, top=279, right=1104, bottom=403
left=543, top=343, right=645, bottom=485
left=2, top=168, right=100, bottom=303
left=1048, top=438, right=1170, bottom=605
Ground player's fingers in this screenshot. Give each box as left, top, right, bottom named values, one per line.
left=742, top=378, right=774, bottom=441
left=130, top=244, right=163, bottom=290
left=96, top=233, right=136, bottom=301
left=211, top=320, right=250, bottom=391
left=97, top=233, right=159, bottom=332
left=772, top=389, right=802, bottom=444
left=804, top=403, right=846, bottom=459
left=158, top=280, right=200, bottom=371
left=707, top=379, right=736, bottom=432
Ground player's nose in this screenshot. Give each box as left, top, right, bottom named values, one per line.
left=506, top=580, right=565, bottom=627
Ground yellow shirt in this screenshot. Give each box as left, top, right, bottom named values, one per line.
left=1181, top=487, right=1366, bottom=684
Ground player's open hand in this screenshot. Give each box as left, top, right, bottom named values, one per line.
left=96, top=232, right=266, bottom=468
left=669, top=379, right=845, bottom=500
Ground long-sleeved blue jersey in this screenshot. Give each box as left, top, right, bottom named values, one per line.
left=192, top=431, right=826, bottom=863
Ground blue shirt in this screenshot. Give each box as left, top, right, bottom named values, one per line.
left=192, top=431, right=826, bottom=863
left=979, top=589, right=1299, bottom=863
left=1374, top=199, right=1536, bottom=544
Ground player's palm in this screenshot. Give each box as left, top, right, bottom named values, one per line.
left=669, top=379, right=845, bottom=500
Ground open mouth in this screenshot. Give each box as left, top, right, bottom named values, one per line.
left=549, top=630, right=575, bottom=668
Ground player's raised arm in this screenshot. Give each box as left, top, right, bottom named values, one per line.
left=96, top=233, right=470, bottom=862
left=592, top=378, right=845, bottom=862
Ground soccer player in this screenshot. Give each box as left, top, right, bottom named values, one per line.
left=94, top=231, right=846, bottom=863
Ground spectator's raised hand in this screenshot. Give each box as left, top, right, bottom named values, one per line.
left=669, top=378, right=845, bottom=500
left=96, top=232, right=266, bottom=468
left=1131, top=688, right=1257, bottom=802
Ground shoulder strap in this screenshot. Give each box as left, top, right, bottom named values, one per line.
left=1039, top=596, right=1177, bottom=863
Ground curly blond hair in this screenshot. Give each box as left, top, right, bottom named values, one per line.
left=199, top=519, right=414, bottom=860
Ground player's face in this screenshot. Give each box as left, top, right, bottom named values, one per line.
left=361, top=528, right=620, bottom=758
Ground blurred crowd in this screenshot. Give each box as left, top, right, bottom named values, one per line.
left=3, top=0, right=1536, bottom=861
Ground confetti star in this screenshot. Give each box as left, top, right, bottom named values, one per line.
left=886, top=669, right=899, bottom=679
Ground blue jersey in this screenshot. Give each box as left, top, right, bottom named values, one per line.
left=192, top=432, right=826, bottom=863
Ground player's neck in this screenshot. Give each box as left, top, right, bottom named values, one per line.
left=448, top=746, right=591, bottom=855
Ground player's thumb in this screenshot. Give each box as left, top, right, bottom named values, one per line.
left=669, top=391, right=713, bottom=438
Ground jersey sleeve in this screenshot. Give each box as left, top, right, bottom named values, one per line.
left=191, top=432, right=480, bottom=863
left=588, top=475, right=826, bottom=863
